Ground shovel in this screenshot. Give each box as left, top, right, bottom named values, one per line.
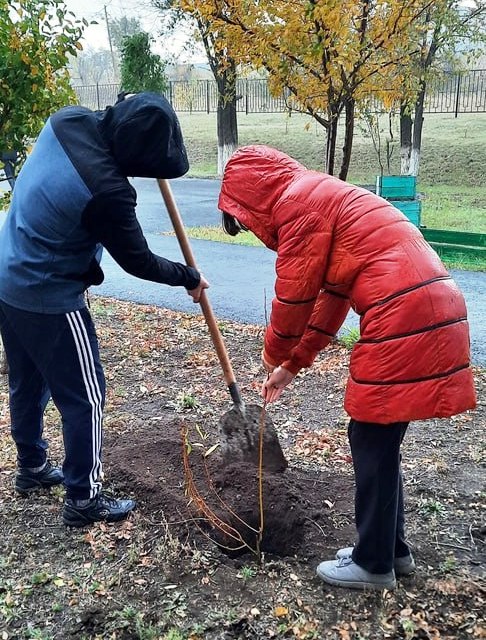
left=157, top=179, right=287, bottom=473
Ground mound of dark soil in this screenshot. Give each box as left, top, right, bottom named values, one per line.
left=104, top=416, right=355, bottom=562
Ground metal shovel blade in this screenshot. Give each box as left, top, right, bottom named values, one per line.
left=219, top=403, right=288, bottom=473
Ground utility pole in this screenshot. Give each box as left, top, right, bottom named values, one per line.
left=104, top=5, right=117, bottom=81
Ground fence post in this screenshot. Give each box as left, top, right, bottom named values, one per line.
left=245, top=80, right=249, bottom=115
left=96, top=83, right=100, bottom=110
left=169, top=81, right=173, bottom=106
left=206, top=80, right=210, bottom=114
left=454, top=74, right=462, bottom=118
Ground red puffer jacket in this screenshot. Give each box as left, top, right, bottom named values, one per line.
left=218, top=145, right=477, bottom=423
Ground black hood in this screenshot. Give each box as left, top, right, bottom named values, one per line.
left=95, top=92, right=189, bottom=179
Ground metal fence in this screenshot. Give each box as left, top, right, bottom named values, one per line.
left=73, top=69, right=486, bottom=115
left=424, top=70, right=486, bottom=114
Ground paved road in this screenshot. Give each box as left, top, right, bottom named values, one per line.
left=94, top=177, right=485, bottom=366
left=1, top=177, right=484, bottom=364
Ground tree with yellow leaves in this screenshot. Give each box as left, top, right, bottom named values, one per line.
left=187, top=0, right=437, bottom=179
left=153, top=0, right=239, bottom=174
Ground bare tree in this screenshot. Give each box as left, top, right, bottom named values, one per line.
left=109, top=16, right=143, bottom=52
left=72, top=48, right=115, bottom=84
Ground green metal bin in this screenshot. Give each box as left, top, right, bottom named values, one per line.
left=376, top=175, right=417, bottom=200
left=389, top=199, right=421, bottom=227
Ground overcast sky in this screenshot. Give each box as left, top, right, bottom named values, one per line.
left=63, top=0, right=203, bottom=61
left=64, top=0, right=134, bottom=49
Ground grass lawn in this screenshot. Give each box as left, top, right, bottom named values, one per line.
left=177, top=111, right=486, bottom=233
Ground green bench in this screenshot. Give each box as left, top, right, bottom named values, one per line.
left=420, top=229, right=486, bottom=260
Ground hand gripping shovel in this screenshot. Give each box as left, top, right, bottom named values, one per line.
left=157, top=179, right=287, bottom=473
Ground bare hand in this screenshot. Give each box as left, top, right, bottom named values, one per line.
left=261, top=366, right=295, bottom=403
left=187, top=274, right=209, bottom=303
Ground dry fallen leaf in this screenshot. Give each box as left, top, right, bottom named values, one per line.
left=204, top=443, right=221, bottom=457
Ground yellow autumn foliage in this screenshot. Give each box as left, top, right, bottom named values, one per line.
left=178, top=0, right=442, bottom=115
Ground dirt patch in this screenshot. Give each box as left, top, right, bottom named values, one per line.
left=0, top=296, right=484, bottom=640
left=105, top=417, right=354, bottom=559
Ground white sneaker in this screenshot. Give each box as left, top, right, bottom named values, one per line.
left=336, top=546, right=416, bottom=576
left=317, top=557, right=396, bottom=590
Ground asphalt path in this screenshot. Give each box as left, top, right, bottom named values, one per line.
left=93, top=177, right=485, bottom=366
left=1, top=176, right=484, bottom=364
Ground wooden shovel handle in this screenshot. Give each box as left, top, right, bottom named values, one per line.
left=157, top=179, right=242, bottom=406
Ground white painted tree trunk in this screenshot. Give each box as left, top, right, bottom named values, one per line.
left=400, top=143, right=421, bottom=176
left=218, top=142, right=237, bottom=176
left=400, top=143, right=411, bottom=175
left=0, top=338, right=7, bottom=375
left=408, top=146, right=421, bottom=177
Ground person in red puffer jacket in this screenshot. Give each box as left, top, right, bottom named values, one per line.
left=218, top=144, right=476, bottom=591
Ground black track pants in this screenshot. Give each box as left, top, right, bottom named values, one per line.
left=348, top=418, right=410, bottom=574
left=0, top=301, right=105, bottom=500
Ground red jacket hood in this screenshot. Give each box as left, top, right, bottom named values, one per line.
left=218, top=145, right=306, bottom=250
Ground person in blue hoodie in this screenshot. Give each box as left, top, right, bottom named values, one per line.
left=0, top=92, right=208, bottom=527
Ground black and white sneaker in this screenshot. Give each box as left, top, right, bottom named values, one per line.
left=63, top=492, right=136, bottom=527
left=15, top=461, right=64, bottom=495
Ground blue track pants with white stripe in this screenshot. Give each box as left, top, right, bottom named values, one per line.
left=0, top=301, right=105, bottom=500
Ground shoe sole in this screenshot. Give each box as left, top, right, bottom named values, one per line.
left=15, top=484, right=42, bottom=496
left=316, top=567, right=396, bottom=591
left=15, top=480, right=64, bottom=495
left=394, top=565, right=415, bottom=577
left=63, top=510, right=135, bottom=527
left=335, top=551, right=415, bottom=576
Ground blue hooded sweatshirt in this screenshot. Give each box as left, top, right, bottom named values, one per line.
left=0, top=92, right=199, bottom=314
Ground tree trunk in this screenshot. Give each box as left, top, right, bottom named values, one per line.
left=216, top=66, right=238, bottom=176
left=325, top=111, right=339, bottom=175
left=197, top=22, right=239, bottom=176
left=409, top=83, right=426, bottom=177
left=400, top=103, right=413, bottom=175
left=339, top=99, right=355, bottom=181
left=0, top=339, right=7, bottom=375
